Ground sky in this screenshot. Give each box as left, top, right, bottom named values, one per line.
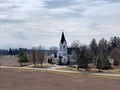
left=0, top=0, right=120, bottom=49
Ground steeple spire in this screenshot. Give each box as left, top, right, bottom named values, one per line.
left=60, top=32, right=66, bottom=44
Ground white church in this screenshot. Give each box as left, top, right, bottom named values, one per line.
left=48, top=32, right=77, bottom=65
left=57, top=32, right=68, bottom=64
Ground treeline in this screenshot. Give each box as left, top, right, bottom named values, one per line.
left=71, top=36, right=120, bottom=72
left=0, top=48, right=28, bottom=55
left=8, top=48, right=28, bottom=55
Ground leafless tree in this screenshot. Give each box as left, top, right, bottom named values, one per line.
left=30, top=46, right=45, bottom=67
left=38, top=46, right=45, bottom=67
left=71, top=40, right=81, bottom=48
left=110, top=48, right=120, bottom=66
left=31, top=47, right=37, bottom=67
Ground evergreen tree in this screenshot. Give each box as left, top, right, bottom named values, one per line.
left=97, top=55, right=103, bottom=72
left=97, top=54, right=111, bottom=71
left=90, top=38, right=97, bottom=64
left=18, top=51, right=29, bottom=66
left=90, top=38, right=97, bottom=55
left=77, top=46, right=90, bottom=71
left=8, top=48, right=12, bottom=55
left=109, top=36, right=120, bottom=50
left=97, top=38, right=111, bottom=71
left=102, top=54, right=112, bottom=70
left=98, top=38, right=108, bottom=54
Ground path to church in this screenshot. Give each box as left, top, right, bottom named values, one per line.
left=0, top=65, right=120, bottom=77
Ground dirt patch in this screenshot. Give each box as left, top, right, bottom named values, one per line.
left=0, top=68, right=120, bottom=90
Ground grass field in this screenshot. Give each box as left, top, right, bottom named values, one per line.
left=58, top=66, right=120, bottom=74
left=0, top=68, right=120, bottom=90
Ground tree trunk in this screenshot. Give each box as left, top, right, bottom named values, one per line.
left=99, top=69, right=101, bottom=72
left=77, top=66, right=79, bottom=71
left=41, top=62, right=42, bottom=67
left=85, top=64, right=88, bottom=71
left=21, top=63, right=22, bottom=67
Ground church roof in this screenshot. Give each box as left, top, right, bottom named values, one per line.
left=60, top=32, right=66, bottom=44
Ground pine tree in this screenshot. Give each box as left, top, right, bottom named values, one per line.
left=8, top=48, right=12, bottom=55
left=90, top=38, right=97, bottom=64
left=102, top=54, right=111, bottom=70
left=77, top=46, right=90, bottom=71
left=18, top=51, right=29, bottom=66
left=97, top=55, right=103, bottom=72
left=97, top=54, right=111, bottom=71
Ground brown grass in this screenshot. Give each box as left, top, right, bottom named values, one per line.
left=0, top=55, right=19, bottom=66
left=58, top=66, right=120, bottom=74
left=0, top=68, right=120, bottom=90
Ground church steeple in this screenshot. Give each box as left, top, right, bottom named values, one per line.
left=60, top=32, right=66, bottom=44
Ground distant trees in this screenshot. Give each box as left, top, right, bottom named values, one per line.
left=8, top=48, right=27, bottom=55
left=108, top=36, right=120, bottom=50
left=75, top=36, right=119, bottom=72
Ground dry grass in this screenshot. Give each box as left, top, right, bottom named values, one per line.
left=59, top=66, right=120, bottom=74
left=28, top=63, right=54, bottom=68
left=0, top=55, right=19, bottom=66
left=0, top=68, right=120, bottom=90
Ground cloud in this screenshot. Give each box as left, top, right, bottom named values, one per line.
left=0, top=0, right=120, bottom=49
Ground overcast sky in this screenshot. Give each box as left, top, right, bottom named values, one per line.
left=0, top=0, right=120, bottom=49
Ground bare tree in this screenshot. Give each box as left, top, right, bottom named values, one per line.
left=71, top=40, right=81, bottom=48
left=49, top=46, right=58, bottom=55
left=38, top=46, right=45, bottom=67
left=110, top=48, right=120, bottom=66
left=30, top=46, right=45, bottom=67
left=31, top=47, right=37, bottom=67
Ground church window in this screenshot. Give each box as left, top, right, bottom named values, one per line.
left=63, top=53, right=66, bottom=56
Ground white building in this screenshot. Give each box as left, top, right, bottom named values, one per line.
left=48, top=32, right=77, bottom=65
left=57, top=32, right=68, bottom=65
